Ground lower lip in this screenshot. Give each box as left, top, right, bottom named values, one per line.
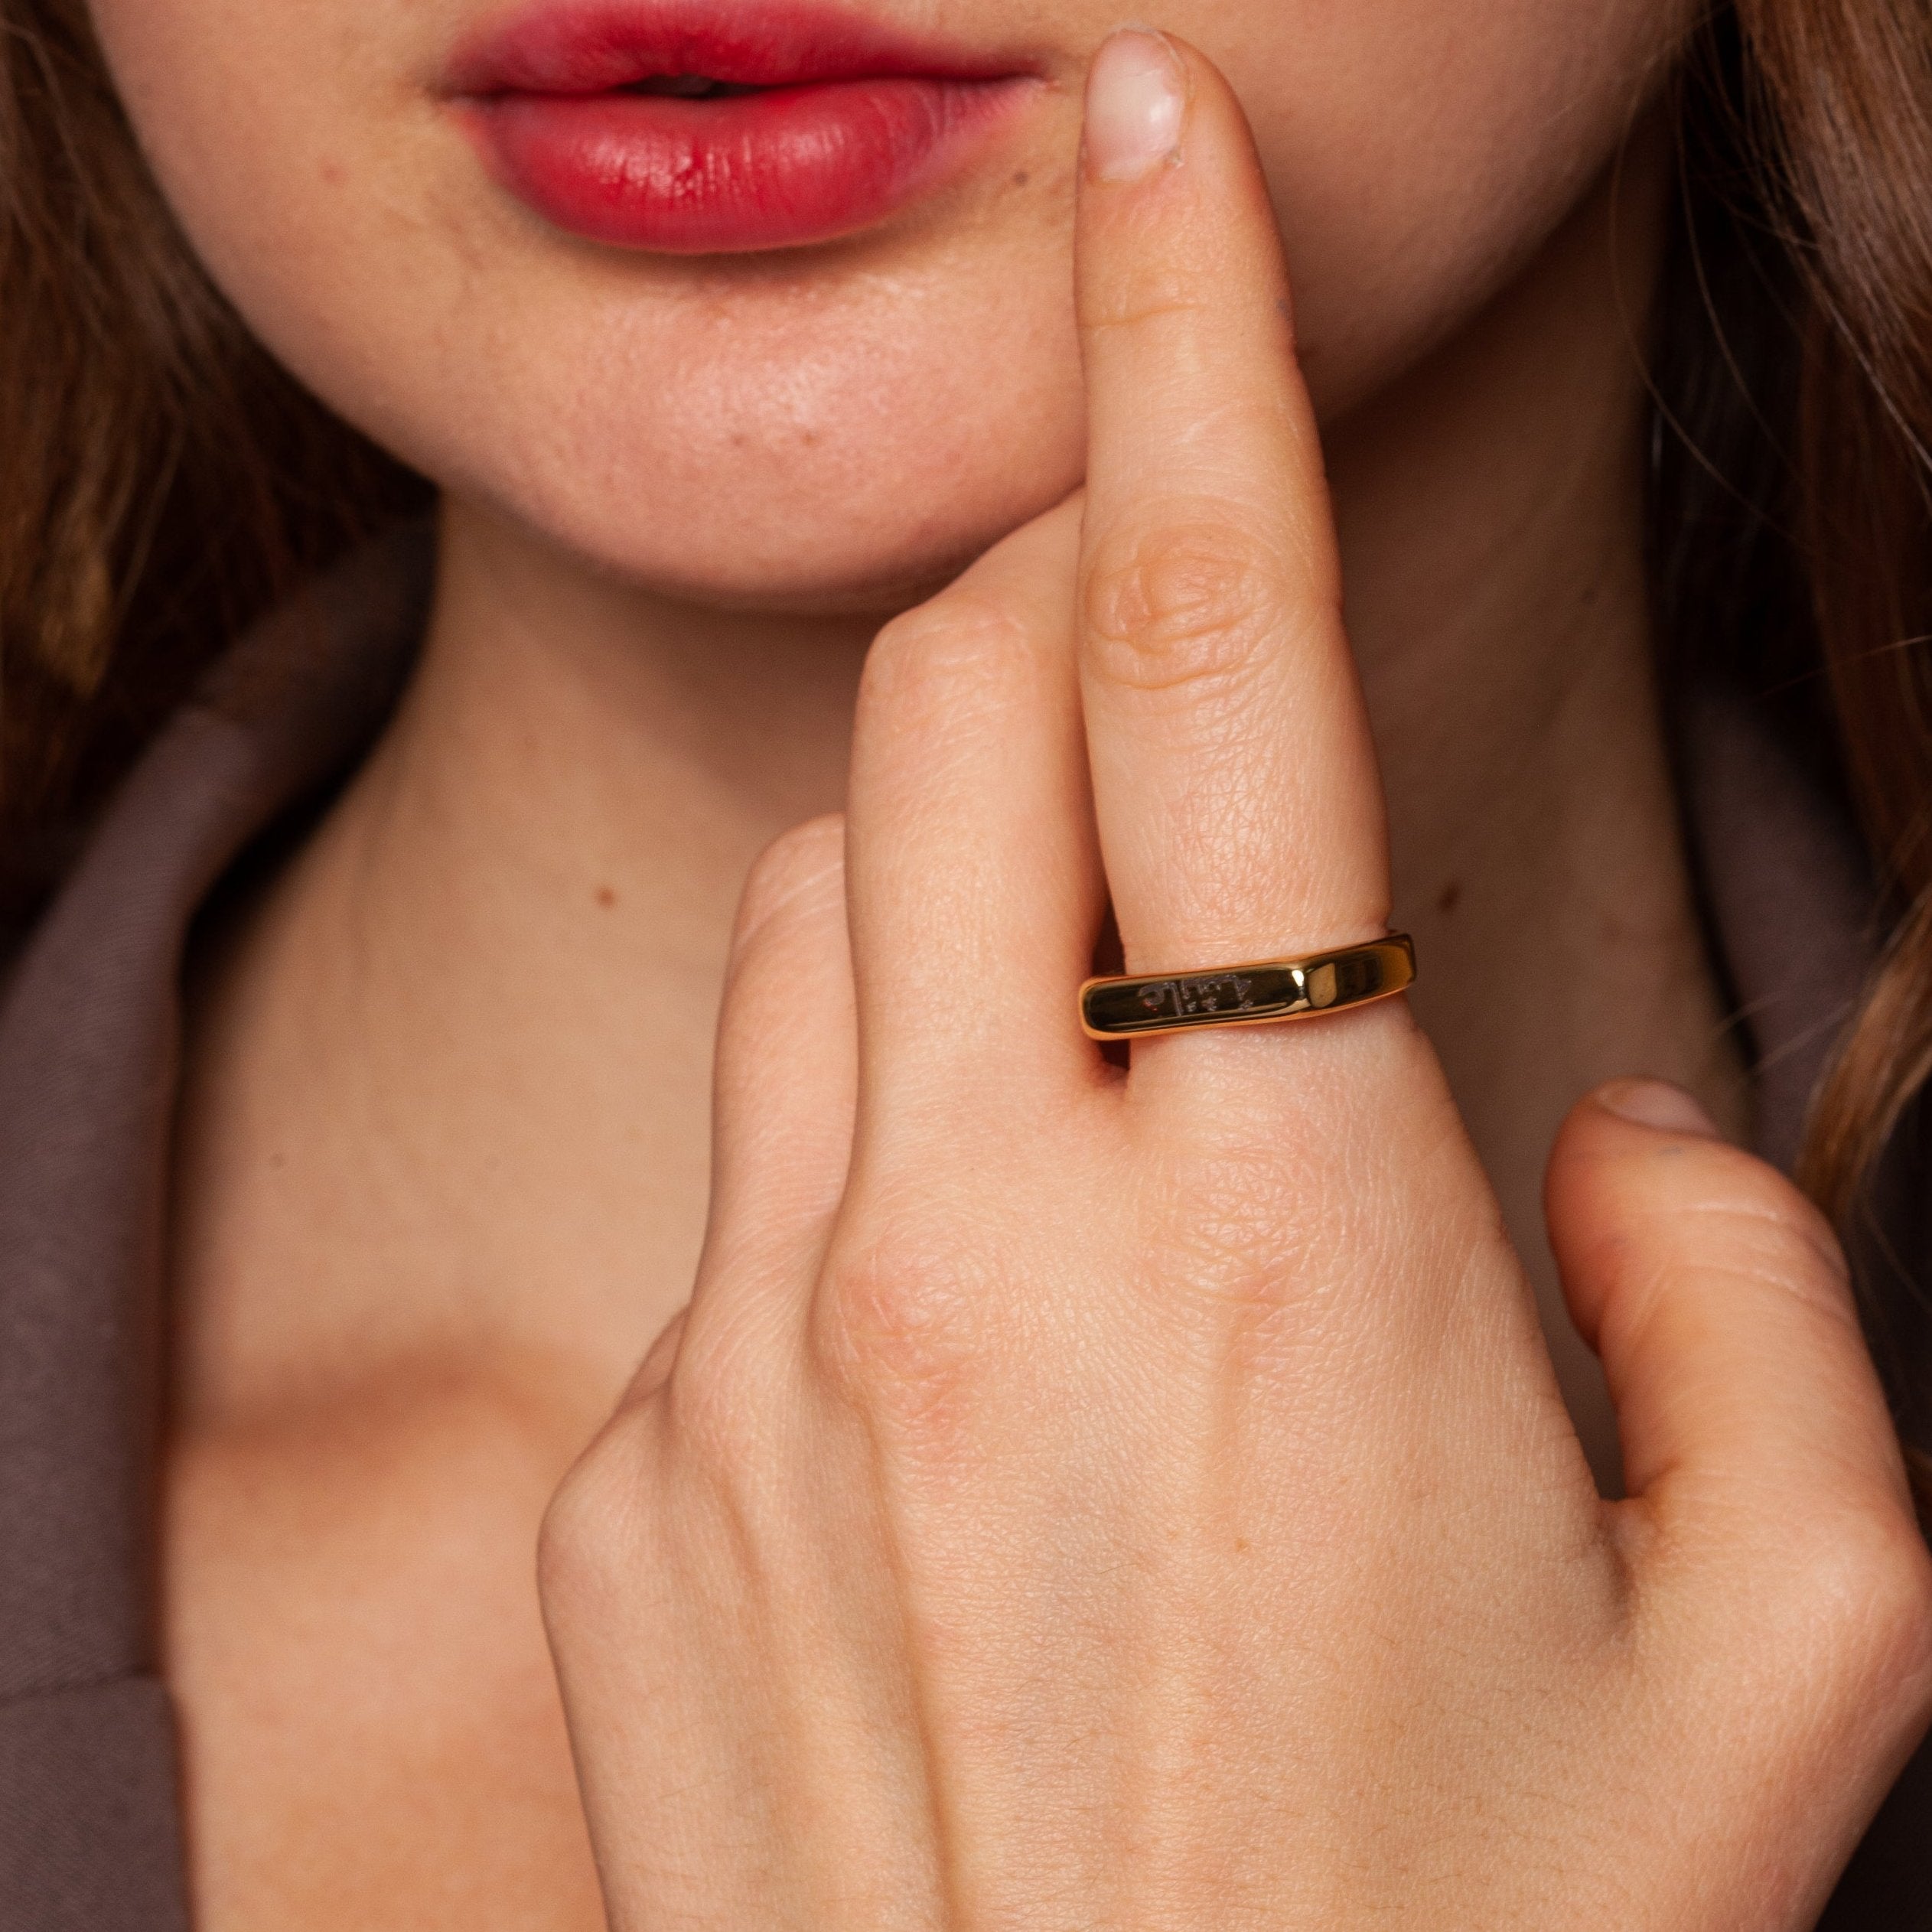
left=461, top=77, right=1028, bottom=253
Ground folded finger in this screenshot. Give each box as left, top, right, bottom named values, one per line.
left=687, top=816, right=858, bottom=1340
left=842, top=499, right=1105, bottom=1129
left=1547, top=1083, right=1923, bottom=1549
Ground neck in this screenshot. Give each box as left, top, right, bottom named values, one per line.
left=170, top=125, right=1741, bottom=1482
left=170, top=510, right=874, bottom=1431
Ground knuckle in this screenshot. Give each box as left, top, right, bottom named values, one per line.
left=536, top=1416, right=655, bottom=1620
left=733, top=814, right=845, bottom=952
left=1738, top=1495, right=1932, bottom=1698
left=1820, top=1507, right=1932, bottom=1689
left=810, top=1219, right=990, bottom=1445
left=1860, top=1517, right=1932, bottom=1698
left=1083, top=515, right=1292, bottom=699
left=541, top=1328, right=781, bottom=1623
left=1712, top=1149, right=1845, bottom=1263
left=1748, top=1231, right=1853, bottom=1331
left=861, top=595, right=1035, bottom=733
left=1080, top=280, right=1214, bottom=338
left=1637, top=1145, right=1852, bottom=1315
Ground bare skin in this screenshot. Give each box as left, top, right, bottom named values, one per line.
left=87, top=0, right=1917, bottom=1925
left=165, top=120, right=1740, bottom=1930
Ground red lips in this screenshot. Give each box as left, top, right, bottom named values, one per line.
left=448, top=1, right=1039, bottom=254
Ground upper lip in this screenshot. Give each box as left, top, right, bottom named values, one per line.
left=445, top=0, right=1035, bottom=97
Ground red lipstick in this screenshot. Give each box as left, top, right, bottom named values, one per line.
left=448, top=2, right=1039, bottom=254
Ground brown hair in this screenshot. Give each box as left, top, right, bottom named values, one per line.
left=1744, top=2, right=1932, bottom=1217
left=0, top=0, right=426, bottom=912
left=1648, top=3, right=1931, bottom=1306
left=0, top=10, right=1929, bottom=1341
left=1663, top=2, right=1932, bottom=1210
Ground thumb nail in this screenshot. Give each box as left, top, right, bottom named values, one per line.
left=1595, top=1078, right=1721, bottom=1139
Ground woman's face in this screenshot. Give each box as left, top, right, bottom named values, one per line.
left=90, top=0, right=1690, bottom=612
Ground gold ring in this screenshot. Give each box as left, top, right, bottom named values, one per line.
left=1080, top=934, right=1416, bottom=1040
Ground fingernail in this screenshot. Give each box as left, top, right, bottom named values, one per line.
left=1085, top=28, right=1188, bottom=183
left=1595, top=1079, right=1721, bottom=1138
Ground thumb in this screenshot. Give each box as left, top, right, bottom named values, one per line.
left=1545, top=1080, right=1917, bottom=1538
left=1546, top=1079, right=1932, bottom=1853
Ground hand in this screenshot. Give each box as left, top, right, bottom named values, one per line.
left=539, top=31, right=1932, bottom=1929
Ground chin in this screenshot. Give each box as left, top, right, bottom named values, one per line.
left=456, top=367, right=1087, bottom=615
left=502, top=445, right=1077, bottom=617
left=314, top=230, right=1092, bottom=614
left=174, top=104, right=1087, bottom=615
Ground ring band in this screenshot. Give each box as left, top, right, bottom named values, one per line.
left=1079, top=934, right=1416, bottom=1040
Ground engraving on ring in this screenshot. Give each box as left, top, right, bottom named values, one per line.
left=1136, top=972, right=1258, bottom=1020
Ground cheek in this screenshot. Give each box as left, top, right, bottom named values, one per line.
left=1195, top=0, right=1694, bottom=412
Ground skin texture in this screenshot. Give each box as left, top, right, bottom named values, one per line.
left=537, top=47, right=1932, bottom=1927
left=69, top=0, right=1930, bottom=1924
left=93, top=0, right=1682, bottom=603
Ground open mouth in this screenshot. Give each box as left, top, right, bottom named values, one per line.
left=448, top=2, right=1041, bottom=255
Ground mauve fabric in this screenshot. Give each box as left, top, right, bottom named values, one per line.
left=0, top=532, right=429, bottom=1929
left=0, top=528, right=1926, bottom=1927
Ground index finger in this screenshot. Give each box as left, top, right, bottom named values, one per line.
left=1075, top=31, right=1391, bottom=1014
